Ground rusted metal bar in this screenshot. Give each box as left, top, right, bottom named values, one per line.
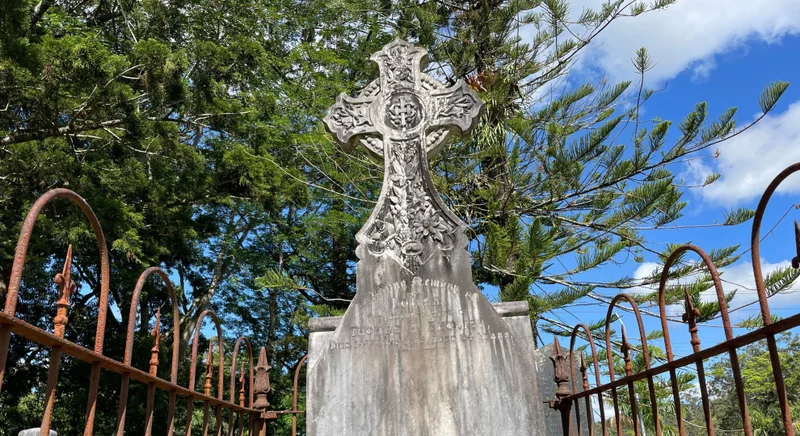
left=561, top=307, right=800, bottom=402
left=546, top=164, right=800, bottom=436
left=568, top=334, right=583, bottom=436
left=40, top=247, right=76, bottom=436
left=604, top=294, right=660, bottom=436
left=117, top=267, right=181, bottom=436
left=579, top=355, right=593, bottom=436
left=0, top=311, right=259, bottom=409
left=203, top=344, right=213, bottom=436
left=291, top=354, right=309, bottom=436
left=187, top=310, right=226, bottom=436
left=682, top=290, right=713, bottom=436
left=0, top=189, right=303, bottom=436
left=618, top=322, right=640, bottom=436
left=750, top=161, right=800, bottom=436
left=144, top=308, right=161, bottom=436
left=548, top=337, right=573, bottom=436
left=229, top=336, right=254, bottom=436
left=238, top=363, right=246, bottom=436
left=0, top=189, right=111, bottom=436
left=569, top=324, right=604, bottom=436
left=253, top=346, right=278, bottom=435
left=657, top=244, right=752, bottom=436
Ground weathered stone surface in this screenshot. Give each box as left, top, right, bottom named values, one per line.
left=18, top=430, right=57, bottom=436
left=307, top=39, right=544, bottom=435
left=308, top=300, right=545, bottom=435
left=534, top=344, right=593, bottom=436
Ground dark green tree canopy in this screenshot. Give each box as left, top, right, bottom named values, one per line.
left=0, top=0, right=793, bottom=433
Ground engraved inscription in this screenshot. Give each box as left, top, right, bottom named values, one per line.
left=328, top=278, right=512, bottom=352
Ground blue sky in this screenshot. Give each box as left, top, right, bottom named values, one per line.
left=525, top=1, right=800, bottom=361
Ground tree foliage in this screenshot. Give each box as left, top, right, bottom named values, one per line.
left=0, top=0, right=794, bottom=434
left=706, top=333, right=800, bottom=435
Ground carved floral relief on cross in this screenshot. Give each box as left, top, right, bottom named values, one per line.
left=324, top=39, right=483, bottom=273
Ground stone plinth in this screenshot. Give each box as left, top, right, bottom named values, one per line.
left=307, top=298, right=546, bottom=435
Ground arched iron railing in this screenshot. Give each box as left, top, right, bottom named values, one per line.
left=550, top=162, right=800, bottom=436
left=0, top=189, right=306, bottom=436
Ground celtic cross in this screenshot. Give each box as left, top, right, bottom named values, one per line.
left=324, top=39, right=483, bottom=272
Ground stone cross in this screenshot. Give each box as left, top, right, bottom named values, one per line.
left=308, top=39, right=544, bottom=436
left=324, top=39, right=482, bottom=273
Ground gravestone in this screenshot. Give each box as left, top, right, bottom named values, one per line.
left=18, top=430, right=57, bottom=436
left=533, top=344, right=593, bottom=436
left=306, top=39, right=545, bottom=435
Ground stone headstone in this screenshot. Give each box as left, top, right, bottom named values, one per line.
left=18, top=430, right=57, bottom=436
left=306, top=39, right=545, bottom=436
left=533, top=344, right=593, bottom=436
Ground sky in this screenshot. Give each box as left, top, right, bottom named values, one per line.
left=523, top=1, right=800, bottom=362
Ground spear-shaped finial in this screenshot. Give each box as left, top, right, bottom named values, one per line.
left=682, top=288, right=702, bottom=352
left=53, top=245, right=76, bottom=338
left=792, top=220, right=800, bottom=269
left=204, top=344, right=213, bottom=397
left=549, top=337, right=571, bottom=400
left=619, top=319, right=633, bottom=377
left=149, top=308, right=161, bottom=376
left=253, top=346, right=272, bottom=410
left=238, top=362, right=246, bottom=407
left=579, top=353, right=589, bottom=392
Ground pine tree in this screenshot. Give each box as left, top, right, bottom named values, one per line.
left=312, top=0, right=796, bottom=343
left=0, top=0, right=796, bottom=434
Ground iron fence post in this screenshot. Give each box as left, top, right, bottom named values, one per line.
left=548, top=337, right=573, bottom=436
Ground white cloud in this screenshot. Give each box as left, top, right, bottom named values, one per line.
left=631, top=261, right=688, bottom=316
left=629, top=257, right=800, bottom=320
left=568, top=0, right=800, bottom=84
left=631, top=261, right=661, bottom=295
left=692, top=101, right=800, bottom=205
left=535, top=1, right=800, bottom=205
left=700, top=258, right=800, bottom=320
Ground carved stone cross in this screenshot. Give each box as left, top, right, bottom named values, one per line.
left=309, top=40, right=542, bottom=436
left=324, top=39, right=482, bottom=272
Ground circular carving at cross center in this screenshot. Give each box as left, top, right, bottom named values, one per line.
left=386, top=93, right=422, bottom=130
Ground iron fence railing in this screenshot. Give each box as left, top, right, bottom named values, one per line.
left=0, top=188, right=306, bottom=436
left=549, top=162, right=800, bottom=436
left=10, top=166, right=800, bottom=436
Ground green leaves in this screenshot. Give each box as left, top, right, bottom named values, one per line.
left=736, top=313, right=783, bottom=329
left=764, top=265, right=800, bottom=298
left=703, top=173, right=721, bottom=186
left=633, top=47, right=654, bottom=73
left=723, top=207, right=755, bottom=226
left=759, top=80, right=790, bottom=114
left=597, top=81, right=632, bottom=108
left=648, top=120, right=671, bottom=152
left=701, top=107, right=737, bottom=143
left=256, top=268, right=302, bottom=290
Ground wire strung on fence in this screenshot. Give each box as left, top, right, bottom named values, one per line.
left=550, top=162, right=800, bottom=436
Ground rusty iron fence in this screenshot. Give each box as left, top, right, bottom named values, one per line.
left=0, top=188, right=307, bottom=436
left=549, top=162, right=800, bottom=436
